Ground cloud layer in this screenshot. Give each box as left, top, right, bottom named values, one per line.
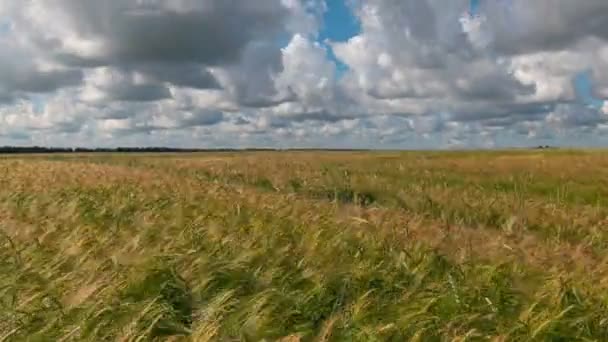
left=0, top=0, right=607, bottom=148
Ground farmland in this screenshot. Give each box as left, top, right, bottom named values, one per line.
left=1, top=150, right=608, bottom=341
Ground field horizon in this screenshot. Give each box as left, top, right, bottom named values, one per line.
left=0, top=145, right=568, bottom=155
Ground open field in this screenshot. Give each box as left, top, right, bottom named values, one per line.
left=2, top=150, right=608, bottom=341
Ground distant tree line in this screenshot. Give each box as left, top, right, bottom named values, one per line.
left=0, top=146, right=371, bottom=154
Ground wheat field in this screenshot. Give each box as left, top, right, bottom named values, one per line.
left=1, top=150, right=608, bottom=341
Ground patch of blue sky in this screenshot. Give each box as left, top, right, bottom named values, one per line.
left=469, top=0, right=481, bottom=17
left=30, top=94, right=46, bottom=114
left=277, top=31, right=293, bottom=49
left=318, top=0, right=360, bottom=78
left=318, top=0, right=360, bottom=42
left=468, top=0, right=515, bottom=20
left=0, top=19, right=11, bottom=35
left=573, top=70, right=604, bottom=110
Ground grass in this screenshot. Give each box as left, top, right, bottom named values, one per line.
left=1, top=151, right=608, bottom=340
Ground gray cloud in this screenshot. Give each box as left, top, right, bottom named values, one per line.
left=0, top=130, right=29, bottom=140
left=4, top=0, right=290, bottom=104
left=486, top=1, right=608, bottom=55
left=80, top=68, right=172, bottom=103
left=10, top=69, right=82, bottom=94
left=0, top=42, right=83, bottom=102
left=452, top=69, right=536, bottom=101
left=220, top=41, right=293, bottom=108
left=546, top=104, right=608, bottom=129
left=107, top=83, right=171, bottom=103
left=137, top=64, right=221, bottom=90
left=178, top=110, right=224, bottom=127
left=22, top=0, right=288, bottom=66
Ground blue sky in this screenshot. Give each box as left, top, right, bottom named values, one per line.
left=574, top=71, right=605, bottom=110
left=469, top=0, right=481, bottom=16
left=319, top=0, right=360, bottom=42
left=318, top=0, right=360, bottom=76
left=0, top=19, right=10, bottom=34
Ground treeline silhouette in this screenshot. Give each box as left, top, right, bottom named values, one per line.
left=0, top=146, right=371, bottom=154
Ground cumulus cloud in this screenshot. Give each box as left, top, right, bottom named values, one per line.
left=81, top=67, right=172, bottom=103
left=0, top=0, right=607, bottom=148
left=330, top=0, right=608, bottom=141
left=0, top=36, right=82, bottom=103
left=13, top=1, right=288, bottom=65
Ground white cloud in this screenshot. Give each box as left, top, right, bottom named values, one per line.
left=276, top=34, right=336, bottom=106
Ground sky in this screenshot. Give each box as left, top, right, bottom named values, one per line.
left=0, top=1, right=608, bottom=149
